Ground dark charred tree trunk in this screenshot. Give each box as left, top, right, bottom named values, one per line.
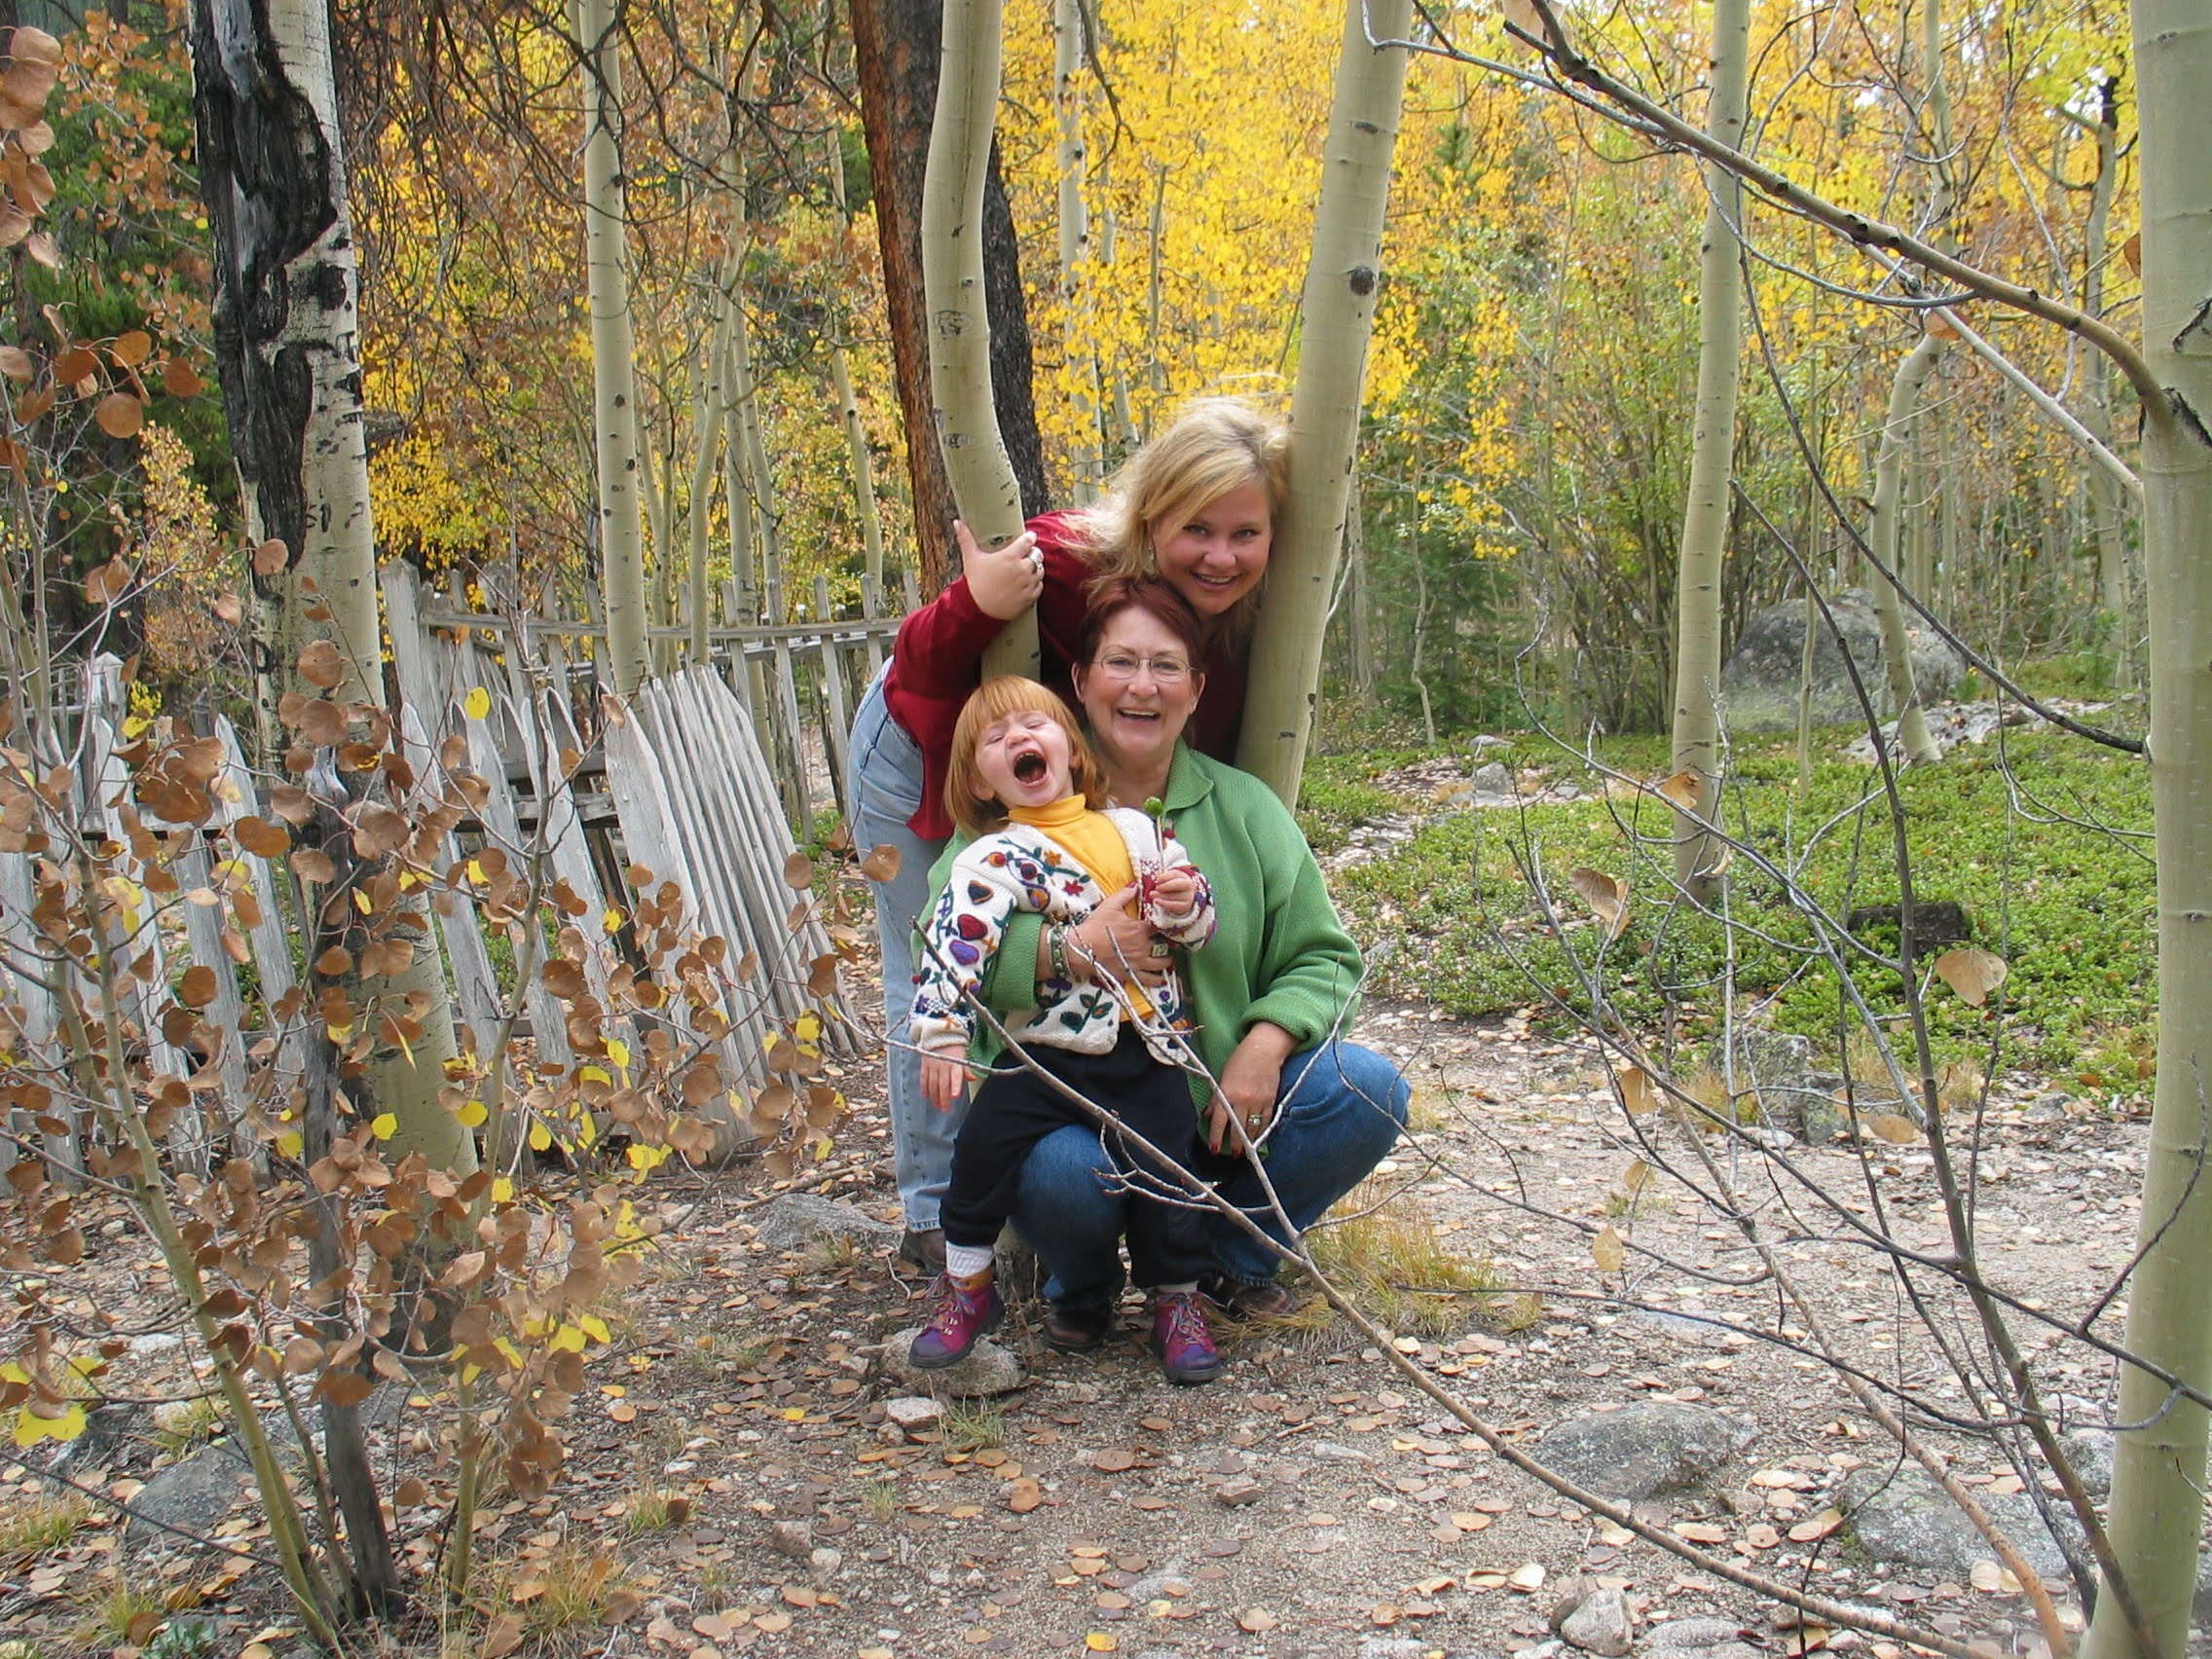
left=850, top=0, right=1047, bottom=596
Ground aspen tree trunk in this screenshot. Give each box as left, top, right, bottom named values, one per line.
left=1054, top=0, right=1101, bottom=505
left=2081, top=4, right=2212, bottom=1652
left=823, top=127, right=889, bottom=593
left=726, top=290, right=803, bottom=797
left=1869, top=334, right=1943, bottom=765
left=920, top=0, right=1034, bottom=676
left=1235, top=0, right=1415, bottom=804
left=575, top=0, right=650, bottom=696
left=1665, top=0, right=1750, bottom=899
left=2081, top=79, right=2135, bottom=687
left=686, top=266, right=737, bottom=663
left=1347, top=467, right=1374, bottom=698
left=1912, top=0, right=1956, bottom=633
left=850, top=0, right=1048, bottom=591
left=719, top=331, right=773, bottom=725
left=191, top=0, right=468, bottom=1178
left=643, top=423, right=676, bottom=675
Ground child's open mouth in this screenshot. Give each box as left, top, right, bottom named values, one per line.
left=1012, top=751, right=1048, bottom=784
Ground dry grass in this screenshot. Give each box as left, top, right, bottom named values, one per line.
left=1304, top=1180, right=1505, bottom=1338
left=150, top=1396, right=225, bottom=1456
left=936, top=1396, right=1004, bottom=1451
left=502, top=1540, right=632, bottom=1637
left=0, top=1493, right=89, bottom=1558
left=617, top=1485, right=691, bottom=1537
left=75, top=1575, right=163, bottom=1647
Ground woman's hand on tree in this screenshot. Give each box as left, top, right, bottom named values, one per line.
left=1207, top=1022, right=1297, bottom=1154
left=1068, top=886, right=1169, bottom=987
left=921, top=1046, right=974, bottom=1112
left=955, top=520, right=1044, bottom=622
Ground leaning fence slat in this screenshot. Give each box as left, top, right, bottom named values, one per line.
left=0, top=848, right=77, bottom=1181
left=768, top=637, right=811, bottom=825
left=601, top=705, right=750, bottom=1157
left=499, top=645, right=630, bottom=1059
left=212, top=719, right=303, bottom=1123
left=633, top=680, right=773, bottom=1067
left=812, top=576, right=851, bottom=817
left=174, top=837, right=254, bottom=1158
left=456, top=639, right=573, bottom=1075
left=82, top=657, right=203, bottom=1170
left=679, top=669, right=857, bottom=1054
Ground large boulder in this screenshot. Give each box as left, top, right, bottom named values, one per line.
left=756, top=1193, right=898, bottom=1253
left=1721, top=590, right=1964, bottom=735
left=1534, top=1402, right=1755, bottom=1501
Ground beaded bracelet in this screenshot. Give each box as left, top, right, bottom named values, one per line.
left=1047, top=923, right=1073, bottom=985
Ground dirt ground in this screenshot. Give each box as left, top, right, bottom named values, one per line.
left=6, top=983, right=2194, bottom=1659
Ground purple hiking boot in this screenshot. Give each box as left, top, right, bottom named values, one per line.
left=1151, top=1289, right=1224, bottom=1385
left=910, top=1270, right=1004, bottom=1369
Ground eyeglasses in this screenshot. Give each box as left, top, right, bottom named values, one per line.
left=1092, top=650, right=1192, bottom=684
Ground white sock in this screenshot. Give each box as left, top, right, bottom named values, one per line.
left=944, top=1243, right=996, bottom=1278
left=1153, top=1281, right=1198, bottom=1295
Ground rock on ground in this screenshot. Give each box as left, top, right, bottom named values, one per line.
left=1848, top=1466, right=2212, bottom=1621
left=2058, top=1427, right=2114, bottom=1498
left=1560, top=1587, right=1634, bottom=1656
left=1534, top=1402, right=1756, bottom=1501
left=879, top=1328, right=1025, bottom=1396
left=756, top=1192, right=898, bottom=1252
left=881, top=1396, right=943, bottom=1435
left=1841, top=1466, right=2067, bottom=1580
left=1720, top=589, right=1962, bottom=735
left=125, top=1439, right=251, bottom=1551
left=1646, top=1620, right=1750, bottom=1650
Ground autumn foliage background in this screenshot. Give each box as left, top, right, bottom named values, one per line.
left=12, top=0, right=2136, bottom=741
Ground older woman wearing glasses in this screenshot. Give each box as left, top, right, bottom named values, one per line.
left=952, top=576, right=1408, bottom=1351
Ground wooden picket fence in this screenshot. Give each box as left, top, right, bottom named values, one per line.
left=1, top=567, right=889, bottom=1182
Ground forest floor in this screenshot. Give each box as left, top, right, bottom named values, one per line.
left=3, top=983, right=2192, bottom=1659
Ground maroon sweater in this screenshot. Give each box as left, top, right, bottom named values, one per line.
left=884, top=510, right=1248, bottom=838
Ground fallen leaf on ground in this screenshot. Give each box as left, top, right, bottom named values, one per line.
left=1237, top=1608, right=1279, bottom=1633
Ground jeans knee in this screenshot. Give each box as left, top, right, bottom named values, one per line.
left=1330, top=1044, right=1409, bottom=1145
left=1018, top=1124, right=1119, bottom=1201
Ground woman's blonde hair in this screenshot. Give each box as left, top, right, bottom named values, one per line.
left=1078, top=396, right=1290, bottom=637
left=943, top=677, right=1109, bottom=836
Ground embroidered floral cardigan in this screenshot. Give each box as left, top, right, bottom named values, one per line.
left=910, top=807, right=1215, bottom=1069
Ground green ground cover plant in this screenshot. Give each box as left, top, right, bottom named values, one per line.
left=1307, top=723, right=2156, bottom=1093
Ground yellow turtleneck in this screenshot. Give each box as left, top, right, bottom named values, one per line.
left=1008, top=795, right=1134, bottom=895
left=1008, top=796, right=1154, bottom=1014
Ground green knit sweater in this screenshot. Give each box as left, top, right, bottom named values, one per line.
left=927, top=743, right=1364, bottom=1108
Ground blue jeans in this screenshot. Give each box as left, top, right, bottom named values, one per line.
left=846, top=669, right=955, bottom=1230
left=1009, top=1041, right=1409, bottom=1303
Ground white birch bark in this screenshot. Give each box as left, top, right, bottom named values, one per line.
left=1054, top=0, right=1101, bottom=504
left=2081, top=3, right=2212, bottom=1652
left=1665, top=0, right=1750, bottom=897
left=1868, top=334, right=1943, bottom=765
left=686, top=264, right=738, bottom=663
left=1235, top=0, right=1416, bottom=804
left=192, top=0, right=468, bottom=1173
left=921, top=0, right=1034, bottom=676
left=825, top=128, right=889, bottom=590
left=574, top=0, right=650, bottom=696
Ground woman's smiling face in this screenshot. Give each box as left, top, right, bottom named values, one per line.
left=1151, top=476, right=1272, bottom=617
left=1074, top=606, right=1204, bottom=783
